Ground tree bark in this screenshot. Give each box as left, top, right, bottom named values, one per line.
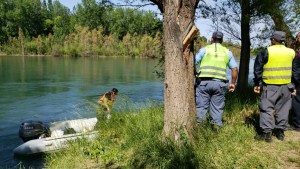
left=237, top=0, right=251, bottom=93
left=151, top=0, right=199, bottom=141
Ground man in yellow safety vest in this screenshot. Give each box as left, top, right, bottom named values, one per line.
left=194, top=31, right=238, bottom=130
left=253, top=31, right=297, bottom=142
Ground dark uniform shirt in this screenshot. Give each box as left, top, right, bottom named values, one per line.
left=292, top=51, right=300, bottom=86
left=253, top=49, right=268, bottom=86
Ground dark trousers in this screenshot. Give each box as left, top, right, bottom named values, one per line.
left=291, top=86, right=300, bottom=128
left=259, top=85, right=291, bottom=132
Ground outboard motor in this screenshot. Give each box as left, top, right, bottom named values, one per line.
left=19, top=120, right=50, bottom=142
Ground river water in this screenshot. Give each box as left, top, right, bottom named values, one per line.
left=0, top=56, right=164, bottom=168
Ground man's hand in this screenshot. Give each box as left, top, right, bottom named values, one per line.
left=254, top=86, right=260, bottom=94
left=292, top=88, right=297, bottom=96
left=228, top=83, right=235, bottom=92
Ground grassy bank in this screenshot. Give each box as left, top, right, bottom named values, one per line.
left=44, top=91, right=300, bottom=169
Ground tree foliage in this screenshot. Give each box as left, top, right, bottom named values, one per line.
left=74, top=0, right=112, bottom=33
left=0, top=0, right=163, bottom=57
left=108, top=7, right=162, bottom=39
left=197, top=0, right=299, bottom=47
left=197, top=0, right=300, bottom=93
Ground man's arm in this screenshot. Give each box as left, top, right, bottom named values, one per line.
left=98, top=95, right=111, bottom=112
left=227, top=51, right=238, bottom=92
left=97, top=94, right=106, bottom=105
left=229, top=67, right=238, bottom=92
left=292, top=52, right=300, bottom=86
left=253, top=49, right=268, bottom=93
left=254, top=49, right=268, bottom=86
left=194, top=47, right=206, bottom=65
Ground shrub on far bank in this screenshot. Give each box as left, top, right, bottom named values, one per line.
left=0, top=25, right=163, bottom=58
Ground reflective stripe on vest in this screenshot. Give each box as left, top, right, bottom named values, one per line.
left=262, top=45, right=295, bottom=84
left=198, top=44, right=229, bottom=80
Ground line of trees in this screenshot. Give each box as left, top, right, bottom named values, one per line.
left=0, top=0, right=164, bottom=57
left=2, top=25, right=163, bottom=57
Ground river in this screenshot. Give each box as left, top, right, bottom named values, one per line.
left=0, top=56, right=164, bottom=168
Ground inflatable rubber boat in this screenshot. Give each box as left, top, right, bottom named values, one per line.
left=13, top=117, right=98, bottom=156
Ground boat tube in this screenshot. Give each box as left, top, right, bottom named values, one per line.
left=14, top=117, right=98, bottom=156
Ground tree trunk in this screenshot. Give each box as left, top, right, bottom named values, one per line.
left=237, top=0, right=251, bottom=93
left=161, top=0, right=198, bottom=141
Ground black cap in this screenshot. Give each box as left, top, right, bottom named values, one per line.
left=271, top=31, right=286, bottom=41
left=111, top=88, right=118, bottom=94
left=212, top=31, right=223, bottom=39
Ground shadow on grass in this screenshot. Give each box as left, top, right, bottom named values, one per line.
left=131, top=138, right=200, bottom=169
left=244, top=109, right=261, bottom=134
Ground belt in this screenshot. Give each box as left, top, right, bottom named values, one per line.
left=200, top=77, right=227, bottom=83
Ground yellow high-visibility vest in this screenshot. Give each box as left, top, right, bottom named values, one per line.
left=262, top=45, right=295, bottom=84
left=198, top=44, right=229, bottom=80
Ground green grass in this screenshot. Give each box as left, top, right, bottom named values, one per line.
left=45, top=89, right=300, bottom=169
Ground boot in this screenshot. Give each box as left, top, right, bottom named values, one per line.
left=275, top=129, right=285, bottom=141
left=254, top=132, right=272, bottom=142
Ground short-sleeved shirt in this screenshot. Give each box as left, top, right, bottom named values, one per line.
left=194, top=43, right=238, bottom=70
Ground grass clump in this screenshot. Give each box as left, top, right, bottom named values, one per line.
left=45, top=89, right=300, bottom=169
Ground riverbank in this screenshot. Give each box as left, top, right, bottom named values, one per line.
left=43, top=89, right=300, bottom=168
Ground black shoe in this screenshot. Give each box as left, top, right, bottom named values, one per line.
left=254, top=132, right=272, bottom=142
left=275, top=129, right=285, bottom=141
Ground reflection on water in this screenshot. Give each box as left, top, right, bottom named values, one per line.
left=225, top=57, right=255, bottom=84
left=0, top=56, right=163, bottom=168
